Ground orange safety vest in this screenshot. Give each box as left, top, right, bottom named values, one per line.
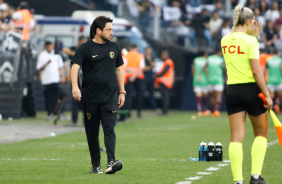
left=126, top=50, right=144, bottom=79
left=14, top=9, right=32, bottom=41
left=155, top=59, right=174, bottom=89
left=121, top=55, right=133, bottom=84
left=259, top=53, right=271, bottom=82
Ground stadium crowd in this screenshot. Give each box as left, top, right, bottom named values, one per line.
left=0, top=0, right=282, bottom=123
left=77, top=0, right=282, bottom=53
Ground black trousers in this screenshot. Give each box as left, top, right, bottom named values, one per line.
left=127, top=78, right=143, bottom=116
left=43, top=83, right=60, bottom=116
left=72, top=98, right=82, bottom=124
left=82, top=102, right=117, bottom=166
left=143, top=74, right=157, bottom=109
left=159, top=83, right=171, bottom=114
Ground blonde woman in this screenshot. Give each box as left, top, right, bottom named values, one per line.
left=221, top=5, right=273, bottom=184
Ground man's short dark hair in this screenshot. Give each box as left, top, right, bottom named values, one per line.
left=130, top=43, right=138, bottom=49
left=45, top=41, right=52, bottom=47
left=78, top=35, right=87, bottom=41
left=18, top=1, right=29, bottom=10
left=90, top=16, right=113, bottom=39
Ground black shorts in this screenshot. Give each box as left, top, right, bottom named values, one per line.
left=226, top=83, right=267, bottom=116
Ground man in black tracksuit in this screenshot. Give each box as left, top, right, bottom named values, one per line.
left=70, top=16, right=125, bottom=174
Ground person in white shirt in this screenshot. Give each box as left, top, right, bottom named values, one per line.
left=209, top=11, right=223, bottom=37
left=264, top=1, right=280, bottom=22
left=36, top=41, right=65, bottom=117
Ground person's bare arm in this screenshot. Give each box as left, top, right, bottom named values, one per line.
left=62, top=48, right=75, bottom=56
left=64, top=62, right=71, bottom=81
left=59, top=67, right=65, bottom=83
left=250, top=59, right=272, bottom=109
left=116, top=66, right=125, bottom=109
left=197, top=63, right=207, bottom=82
left=71, top=64, right=81, bottom=101
left=38, top=60, right=51, bottom=71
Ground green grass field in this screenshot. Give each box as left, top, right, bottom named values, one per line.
left=0, top=111, right=281, bottom=184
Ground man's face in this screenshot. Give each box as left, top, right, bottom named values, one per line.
left=145, top=48, right=152, bottom=55
left=100, top=22, right=113, bottom=42
left=45, top=44, right=54, bottom=53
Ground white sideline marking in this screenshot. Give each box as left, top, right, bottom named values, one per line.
left=267, top=139, right=279, bottom=147
left=186, top=176, right=202, bottom=180
left=206, top=167, right=219, bottom=171
left=197, top=172, right=212, bottom=175
left=2, top=158, right=60, bottom=161
left=176, top=139, right=279, bottom=184
left=176, top=181, right=192, bottom=184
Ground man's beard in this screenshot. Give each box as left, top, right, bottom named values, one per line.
left=101, top=34, right=110, bottom=42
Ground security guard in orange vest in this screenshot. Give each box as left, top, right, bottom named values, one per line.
left=154, top=50, right=174, bottom=115
left=12, top=1, right=33, bottom=41
left=125, top=43, right=145, bottom=118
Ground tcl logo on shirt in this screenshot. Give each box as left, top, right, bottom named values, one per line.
left=222, top=45, right=244, bottom=54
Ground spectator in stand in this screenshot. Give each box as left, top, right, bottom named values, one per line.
left=134, top=0, right=156, bottom=33
left=261, top=21, right=278, bottom=48
left=245, top=0, right=257, bottom=10
left=230, top=0, right=239, bottom=9
left=107, top=0, right=119, bottom=17
left=171, top=6, right=190, bottom=46
left=259, top=0, right=268, bottom=16
left=265, top=1, right=280, bottom=22
left=12, top=1, right=34, bottom=41
left=254, top=7, right=266, bottom=30
left=189, top=8, right=213, bottom=48
left=274, top=9, right=282, bottom=40
left=209, top=11, right=223, bottom=38
left=214, top=0, right=224, bottom=18
left=221, top=18, right=231, bottom=37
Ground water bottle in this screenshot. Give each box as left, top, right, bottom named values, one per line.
left=203, top=142, right=208, bottom=161
left=207, top=142, right=214, bottom=161
left=199, top=142, right=205, bottom=161
left=215, top=142, right=223, bottom=161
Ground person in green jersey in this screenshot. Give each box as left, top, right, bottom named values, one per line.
left=206, top=49, right=225, bottom=117
left=221, top=5, right=272, bottom=184
left=266, top=48, right=282, bottom=114
left=192, top=51, right=211, bottom=117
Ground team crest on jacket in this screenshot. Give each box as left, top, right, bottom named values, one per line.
left=86, top=113, right=91, bottom=120
left=109, top=51, right=114, bottom=59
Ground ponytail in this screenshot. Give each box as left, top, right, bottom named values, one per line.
left=231, top=5, right=243, bottom=32
left=231, top=5, right=254, bottom=32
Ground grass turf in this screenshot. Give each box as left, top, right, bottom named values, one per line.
left=0, top=111, right=281, bottom=184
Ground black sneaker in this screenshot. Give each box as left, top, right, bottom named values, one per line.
left=89, top=165, right=102, bottom=174
left=105, top=160, right=123, bottom=174
left=250, top=176, right=268, bottom=184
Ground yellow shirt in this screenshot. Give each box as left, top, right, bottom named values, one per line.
left=221, top=32, right=260, bottom=85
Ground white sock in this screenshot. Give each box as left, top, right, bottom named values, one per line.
left=252, top=174, right=259, bottom=179
left=234, top=181, right=243, bottom=184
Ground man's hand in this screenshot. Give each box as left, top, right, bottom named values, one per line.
left=118, top=94, right=125, bottom=109
left=60, top=77, right=66, bottom=84
left=197, top=75, right=201, bottom=82
left=128, top=76, right=137, bottom=82
left=72, top=86, right=81, bottom=101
